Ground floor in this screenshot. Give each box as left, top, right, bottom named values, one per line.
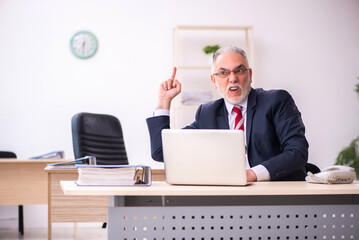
left=0, top=228, right=107, bottom=240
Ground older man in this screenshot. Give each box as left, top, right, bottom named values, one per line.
left=146, top=46, right=309, bottom=181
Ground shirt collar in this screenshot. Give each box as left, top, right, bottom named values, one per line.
left=224, top=98, right=248, bottom=115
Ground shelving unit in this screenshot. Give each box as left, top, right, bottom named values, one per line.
left=171, top=25, right=254, bottom=128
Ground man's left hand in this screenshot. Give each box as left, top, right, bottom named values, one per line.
left=246, top=169, right=257, bottom=182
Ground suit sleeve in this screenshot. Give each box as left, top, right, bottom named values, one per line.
left=260, top=90, right=309, bottom=180
left=146, top=116, right=170, bottom=162
left=146, top=106, right=202, bottom=162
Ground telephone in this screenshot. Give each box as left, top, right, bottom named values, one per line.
left=305, top=165, right=357, bottom=184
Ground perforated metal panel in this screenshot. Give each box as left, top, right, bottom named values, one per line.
left=108, top=205, right=359, bottom=240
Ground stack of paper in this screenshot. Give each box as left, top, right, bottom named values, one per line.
left=46, top=156, right=96, bottom=169
left=181, top=91, right=212, bottom=105
left=76, top=165, right=151, bottom=186
left=31, top=150, right=64, bottom=159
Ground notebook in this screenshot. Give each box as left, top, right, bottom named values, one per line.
left=161, top=129, right=247, bottom=186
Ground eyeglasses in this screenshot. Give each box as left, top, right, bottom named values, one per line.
left=213, top=66, right=250, bottom=78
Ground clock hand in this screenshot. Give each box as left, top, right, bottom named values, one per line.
left=82, top=40, right=86, bottom=55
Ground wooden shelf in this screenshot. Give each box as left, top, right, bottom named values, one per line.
left=174, top=25, right=253, bottom=31
left=177, top=65, right=211, bottom=70
left=174, top=105, right=198, bottom=110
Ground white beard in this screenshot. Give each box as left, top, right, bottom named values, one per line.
left=216, top=79, right=251, bottom=105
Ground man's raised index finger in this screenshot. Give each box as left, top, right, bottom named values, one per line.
left=170, top=67, right=177, bottom=80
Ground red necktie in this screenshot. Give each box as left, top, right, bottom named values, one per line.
left=233, top=106, right=244, bottom=131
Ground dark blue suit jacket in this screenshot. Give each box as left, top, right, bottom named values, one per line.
left=146, top=88, right=309, bottom=181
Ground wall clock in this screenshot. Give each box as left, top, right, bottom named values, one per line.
left=70, top=31, right=98, bottom=59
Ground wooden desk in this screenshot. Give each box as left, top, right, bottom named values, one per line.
left=0, top=159, right=63, bottom=235
left=61, top=181, right=359, bottom=240
left=46, top=168, right=165, bottom=240
left=0, top=159, right=61, bottom=205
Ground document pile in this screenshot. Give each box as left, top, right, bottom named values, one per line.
left=46, top=156, right=96, bottom=169
left=181, top=91, right=212, bottom=105
left=76, top=165, right=152, bottom=186
left=31, top=150, right=65, bottom=159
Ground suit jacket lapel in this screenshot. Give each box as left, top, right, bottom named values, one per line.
left=246, top=88, right=257, bottom=146
left=216, top=99, right=229, bottom=129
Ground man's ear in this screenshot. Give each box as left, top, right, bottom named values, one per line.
left=249, top=68, right=253, bottom=83
left=210, top=75, right=217, bottom=88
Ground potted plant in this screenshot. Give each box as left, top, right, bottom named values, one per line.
left=335, top=78, right=359, bottom=179
left=203, top=45, right=220, bottom=65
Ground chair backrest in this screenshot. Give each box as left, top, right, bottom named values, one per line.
left=71, top=112, right=128, bottom=165
left=0, top=151, right=17, bottom=158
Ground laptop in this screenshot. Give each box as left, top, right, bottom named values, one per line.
left=161, top=129, right=247, bottom=186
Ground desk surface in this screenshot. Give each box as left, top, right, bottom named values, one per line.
left=0, top=159, right=64, bottom=205
left=0, top=159, right=63, bottom=163
left=61, top=180, right=359, bottom=196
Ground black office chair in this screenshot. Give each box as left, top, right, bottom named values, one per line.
left=0, top=151, right=16, bottom=158
left=71, top=112, right=128, bottom=228
left=71, top=112, right=128, bottom=165
left=0, top=151, right=24, bottom=235
left=305, top=162, right=321, bottom=174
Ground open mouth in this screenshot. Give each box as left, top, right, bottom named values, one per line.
left=229, top=86, right=239, bottom=91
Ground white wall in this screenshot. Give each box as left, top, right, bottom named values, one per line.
left=1, top=0, right=358, bottom=228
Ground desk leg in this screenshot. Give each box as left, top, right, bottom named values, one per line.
left=48, top=173, right=52, bottom=240
left=18, top=205, right=24, bottom=235
left=74, top=222, right=78, bottom=240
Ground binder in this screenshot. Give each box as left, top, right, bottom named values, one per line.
left=46, top=156, right=97, bottom=169
left=75, top=165, right=152, bottom=186
left=31, top=150, right=65, bottom=159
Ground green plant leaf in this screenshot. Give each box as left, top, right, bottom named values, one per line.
left=335, top=136, right=359, bottom=179
left=203, top=45, right=220, bottom=55
left=335, top=79, right=359, bottom=179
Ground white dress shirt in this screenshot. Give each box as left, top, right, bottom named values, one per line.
left=223, top=100, right=270, bottom=181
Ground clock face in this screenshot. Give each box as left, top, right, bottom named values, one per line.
left=70, top=31, right=98, bottom=59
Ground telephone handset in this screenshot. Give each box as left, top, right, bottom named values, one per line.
left=305, top=165, right=356, bottom=184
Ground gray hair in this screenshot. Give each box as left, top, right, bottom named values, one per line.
left=212, top=46, right=249, bottom=71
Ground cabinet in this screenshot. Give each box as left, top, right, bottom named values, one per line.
left=171, top=25, right=254, bottom=128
